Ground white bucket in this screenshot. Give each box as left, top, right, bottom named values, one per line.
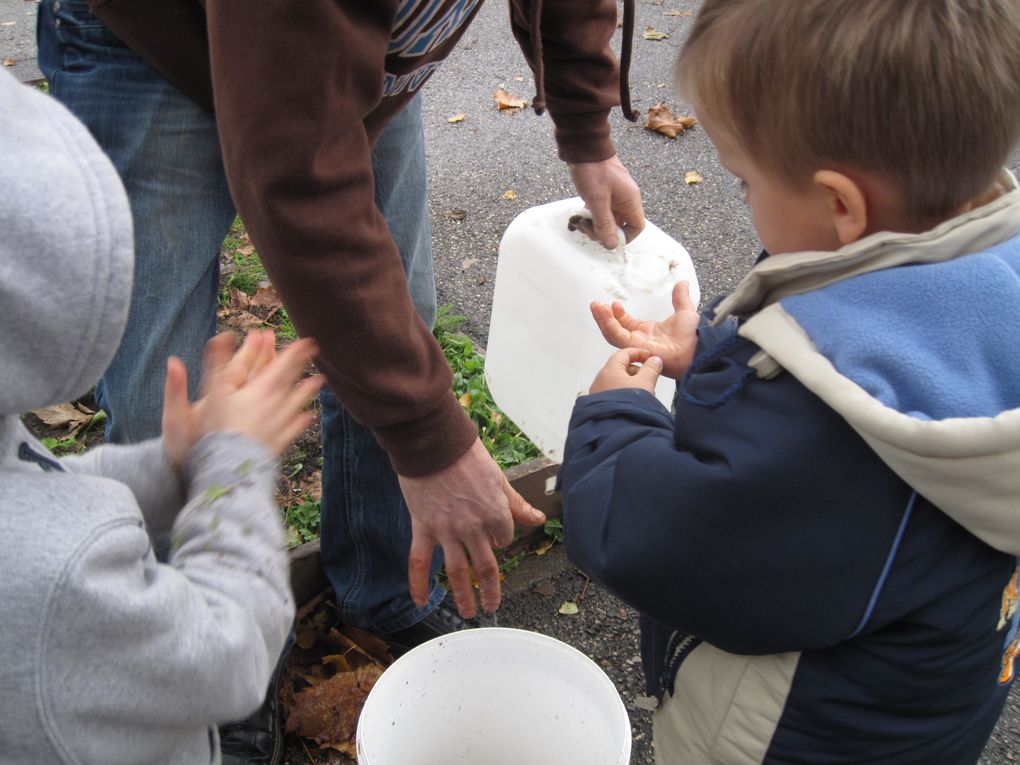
left=356, top=627, right=632, bottom=765
left=485, top=197, right=700, bottom=462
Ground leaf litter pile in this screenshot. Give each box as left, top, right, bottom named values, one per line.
left=282, top=596, right=394, bottom=762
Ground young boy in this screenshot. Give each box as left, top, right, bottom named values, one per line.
left=0, top=68, right=322, bottom=764
left=557, top=1, right=1020, bottom=763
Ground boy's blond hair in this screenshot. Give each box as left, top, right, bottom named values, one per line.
left=676, top=0, right=1020, bottom=226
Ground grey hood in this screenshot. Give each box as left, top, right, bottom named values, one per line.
left=0, top=69, right=132, bottom=416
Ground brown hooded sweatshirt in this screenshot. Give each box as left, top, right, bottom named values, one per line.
left=85, top=0, right=635, bottom=476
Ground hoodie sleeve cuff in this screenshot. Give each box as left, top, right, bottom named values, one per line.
left=551, top=109, right=615, bottom=164
left=373, top=391, right=479, bottom=477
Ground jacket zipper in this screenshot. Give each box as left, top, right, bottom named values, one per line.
left=661, top=630, right=703, bottom=696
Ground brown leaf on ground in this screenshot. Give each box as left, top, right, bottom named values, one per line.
left=447, top=112, right=466, bottom=123
left=642, top=27, right=670, bottom=40
left=285, top=665, right=384, bottom=746
left=249, top=282, right=282, bottom=312
left=664, top=9, right=693, bottom=16
left=643, top=103, right=698, bottom=139
left=442, top=208, right=467, bottom=221
left=2, top=58, right=15, bottom=67
left=340, top=625, right=394, bottom=666
left=31, top=401, right=95, bottom=437
left=216, top=305, right=265, bottom=335
left=493, top=88, right=527, bottom=110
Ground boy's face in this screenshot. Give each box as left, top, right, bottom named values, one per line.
left=698, top=109, right=843, bottom=255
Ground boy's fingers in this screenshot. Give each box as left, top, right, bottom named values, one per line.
left=591, top=302, right=628, bottom=347
left=637, top=355, right=664, bottom=384
left=610, top=347, right=651, bottom=369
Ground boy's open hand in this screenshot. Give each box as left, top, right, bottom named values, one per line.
left=162, top=330, right=324, bottom=471
left=591, top=280, right=700, bottom=379
left=590, top=347, right=663, bottom=395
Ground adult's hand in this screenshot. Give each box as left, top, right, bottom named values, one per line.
left=569, top=155, right=645, bottom=249
left=398, top=438, right=547, bottom=619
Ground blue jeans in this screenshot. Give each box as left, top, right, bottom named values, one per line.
left=38, top=0, right=445, bottom=632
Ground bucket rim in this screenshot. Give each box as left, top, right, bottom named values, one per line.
left=356, top=626, right=632, bottom=764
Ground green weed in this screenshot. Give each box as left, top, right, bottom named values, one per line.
left=433, top=305, right=540, bottom=470
left=285, top=497, right=321, bottom=549
left=41, top=409, right=107, bottom=456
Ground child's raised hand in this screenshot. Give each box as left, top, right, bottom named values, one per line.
left=590, top=280, right=700, bottom=379
left=162, top=330, right=324, bottom=471
left=590, top=347, right=663, bottom=395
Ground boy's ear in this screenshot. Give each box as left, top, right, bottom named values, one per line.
left=813, top=169, right=868, bottom=245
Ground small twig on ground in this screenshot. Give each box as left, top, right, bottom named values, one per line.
left=296, top=586, right=333, bottom=622
left=577, top=574, right=590, bottom=602
left=300, top=736, right=316, bottom=763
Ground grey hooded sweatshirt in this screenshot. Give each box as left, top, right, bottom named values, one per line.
left=0, top=69, right=294, bottom=764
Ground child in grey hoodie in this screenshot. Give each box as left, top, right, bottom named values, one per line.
left=0, top=68, right=323, bottom=764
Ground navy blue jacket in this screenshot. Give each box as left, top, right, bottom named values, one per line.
left=559, top=191, right=1020, bottom=763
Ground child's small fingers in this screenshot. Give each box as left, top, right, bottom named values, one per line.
left=248, top=330, right=277, bottom=380
left=284, top=375, right=325, bottom=414
left=259, top=338, right=319, bottom=388
left=272, top=411, right=318, bottom=456
left=163, top=357, right=189, bottom=415
left=199, top=332, right=238, bottom=393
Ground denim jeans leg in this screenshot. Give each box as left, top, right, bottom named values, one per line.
left=319, top=94, right=446, bottom=633
left=38, top=0, right=236, bottom=444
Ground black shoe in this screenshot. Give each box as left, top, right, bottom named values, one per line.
left=219, top=653, right=285, bottom=765
left=380, top=593, right=493, bottom=657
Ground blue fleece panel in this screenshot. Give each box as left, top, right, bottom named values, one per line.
left=780, top=235, right=1020, bottom=420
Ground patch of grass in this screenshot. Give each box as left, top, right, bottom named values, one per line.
left=433, top=305, right=540, bottom=470
left=219, top=218, right=269, bottom=300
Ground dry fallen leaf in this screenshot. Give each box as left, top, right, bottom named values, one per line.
left=447, top=112, right=466, bottom=123
left=493, top=88, right=527, bottom=110
left=533, top=537, right=556, bottom=556
left=2, top=58, right=15, bottom=67
left=459, top=392, right=473, bottom=408
left=31, top=401, right=96, bottom=437
left=664, top=9, right=693, bottom=16
left=461, top=257, right=480, bottom=270
left=684, top=170, right=704, bottom=185
left=442, top=208, right=467, bottom=221
left=248, top=282, right=282, bottom=312
left=642, top=27, right=670, bottom=40
left=502, top=189, right=518, bottom=200
left=285, top=665, right=383, bottom=746
left=643, top=103, right=698, bottom=139
left=558, top=601, right=580, bottom=615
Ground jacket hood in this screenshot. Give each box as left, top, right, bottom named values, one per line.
left=0, top=70, right=133, bottom=416
left=722, top=174, right=1020, bottom=554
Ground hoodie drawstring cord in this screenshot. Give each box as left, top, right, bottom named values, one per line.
left=527, top=0, right=638, bottom=122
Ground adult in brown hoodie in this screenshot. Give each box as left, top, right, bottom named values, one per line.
left=39, top=0, right=642, bottom=678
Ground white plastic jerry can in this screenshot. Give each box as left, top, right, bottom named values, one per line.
left=485, top=197, right=700, bottom=462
